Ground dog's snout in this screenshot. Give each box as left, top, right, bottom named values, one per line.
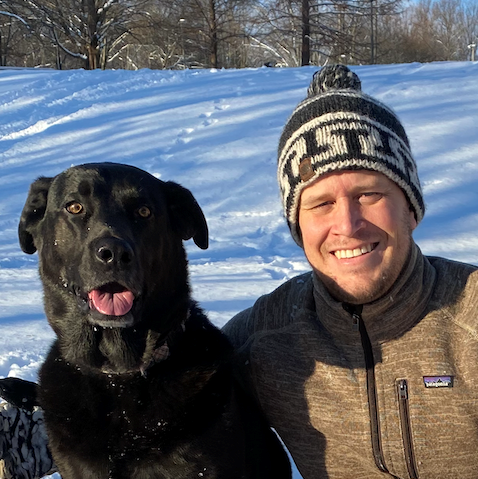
left=94, top=237, right=134, bottom=266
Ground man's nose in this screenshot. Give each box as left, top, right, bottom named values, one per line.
left=330, top=199, right=365, bottom=236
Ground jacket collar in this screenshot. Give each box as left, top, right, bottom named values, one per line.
left=312, top=242, right=436, bottom=342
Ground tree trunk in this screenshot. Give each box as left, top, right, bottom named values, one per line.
left=370, top=0, right=375, bottom=63
left=301, top=0, right=310, bottom=66
left=86, top=44, right=100, bottom=69
left=209, top=0, right=218, bottom=68
left=0, top=31, right=4, bottom=66
left=84, top=0, right=100, bottom=69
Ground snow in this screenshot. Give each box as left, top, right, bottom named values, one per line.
left=1, top=61, right=478, bottom=478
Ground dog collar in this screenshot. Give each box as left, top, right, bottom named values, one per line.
left=139, top=317, right=188, bottom=377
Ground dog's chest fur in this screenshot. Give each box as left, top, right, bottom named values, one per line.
left=39, top=313, right=246, bottom=479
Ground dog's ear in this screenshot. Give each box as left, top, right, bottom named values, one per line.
left=18, top=177, right=54, bottom=254
left=163, top=181, right=209, bottom=250
left=0, top=377, right=39, bottom=412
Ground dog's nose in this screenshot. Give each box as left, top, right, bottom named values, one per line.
left=94, top=237, right=134, bottom=266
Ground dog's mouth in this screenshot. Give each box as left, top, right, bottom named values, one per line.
left=87, top=282, right=136, bottom=320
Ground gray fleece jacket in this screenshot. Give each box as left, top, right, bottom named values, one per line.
left=223, top=243, right=478, bottom=479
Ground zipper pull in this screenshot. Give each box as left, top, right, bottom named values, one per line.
left=342, top=303, right=363, bottom=331
left=398, top=379, right=408, bottom=399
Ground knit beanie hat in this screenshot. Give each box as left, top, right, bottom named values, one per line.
left=277, top=65, right=424, bottom=247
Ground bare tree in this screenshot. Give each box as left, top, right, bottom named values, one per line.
left=3, top=0, right=477, bottom=69
left=0, top=6, right=31, bottom=66
left=173, top=0, right=253, bottom=68
left=11, top=0, right=152, bottom=69
left=381, top=0, right=476, bottom=63
left=463, top=0, right=478, bottom=59
left=432, top=0, right=465, bottom=60
left=245, top=0, right=302, bottom=67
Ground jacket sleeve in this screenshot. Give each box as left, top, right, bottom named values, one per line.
left=222, top=306, right=266, bottom=405
left=222, top=307, right=255, bottom=350
left=0, top=401, right=56, bottom=479
left=223, top=272, right=313, bottom=349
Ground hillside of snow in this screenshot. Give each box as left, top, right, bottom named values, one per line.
left=1, top=61, right=478, bottom=478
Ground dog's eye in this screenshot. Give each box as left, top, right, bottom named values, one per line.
left=137, top=206, right=152, bottom=218
left=66, top=202, right=84, bottom=215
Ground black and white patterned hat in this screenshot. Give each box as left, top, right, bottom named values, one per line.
left=278, top=65, right=425, bottom=246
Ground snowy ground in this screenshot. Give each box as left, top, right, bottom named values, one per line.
left=1, top=61, right=478, bottom=478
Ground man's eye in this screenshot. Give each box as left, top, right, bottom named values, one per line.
left=303, top=201, right=334, bottom=212
left=66, top=202, right=84, bottom=214
left=317, top=201, right=333, bottom=208
left=359, top=192, right=382, bottom=204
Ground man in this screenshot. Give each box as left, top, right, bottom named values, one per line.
left=223, top=65, right=478, bottom=478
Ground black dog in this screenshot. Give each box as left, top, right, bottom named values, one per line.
left=13, top=163, right=291, bottom=479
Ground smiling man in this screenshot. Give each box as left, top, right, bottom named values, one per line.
left=298, top=170, right=417, bottom=305
left=224, top=65, right=478, bottom=478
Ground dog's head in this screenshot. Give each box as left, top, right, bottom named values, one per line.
left=19, top=163, right=208, bottom=372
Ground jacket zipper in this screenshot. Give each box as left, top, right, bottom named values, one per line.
left=397, top=379, right=419, bottom=478
left=344, top=304, right=389, bottom=474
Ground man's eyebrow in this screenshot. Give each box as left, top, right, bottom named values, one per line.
left=354, top=183, right=384, bottom=192
left=351, top=179, right=392, bottom=191
left=300, top=192, right=331, bottom=205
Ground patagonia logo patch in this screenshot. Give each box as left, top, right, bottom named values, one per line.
left=423, top=376, right=454, bottom=388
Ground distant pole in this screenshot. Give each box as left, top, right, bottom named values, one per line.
left=179, top=18, right=186, bottom=60
left=468, top=43, right=476, bottom=62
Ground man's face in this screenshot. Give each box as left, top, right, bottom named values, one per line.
left=298, top=170, right=417, bottom=304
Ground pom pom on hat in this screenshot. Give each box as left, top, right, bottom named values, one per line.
left=307, top=64, right=362, bottom=97
left=277, top=65, right=424, bottom=247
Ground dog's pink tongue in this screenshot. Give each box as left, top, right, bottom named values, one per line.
left=88, top=290, right=134, bottom=316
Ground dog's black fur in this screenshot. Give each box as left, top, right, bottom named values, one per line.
left=15, top=163, right=291, bottom=479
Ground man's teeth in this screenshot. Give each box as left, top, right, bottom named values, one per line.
left=334, top=244, right=374, bottom=259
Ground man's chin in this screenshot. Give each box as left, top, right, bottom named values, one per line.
left=317, top=272, right=392, bottom=305
left=328, top=286, right=379, bottom=305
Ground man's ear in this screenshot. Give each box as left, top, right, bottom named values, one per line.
left=18, top=177, right=54, bottom=254
left=163, top=181, right=208, bottom=250
left=409, top=208, right=418, bottom=232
